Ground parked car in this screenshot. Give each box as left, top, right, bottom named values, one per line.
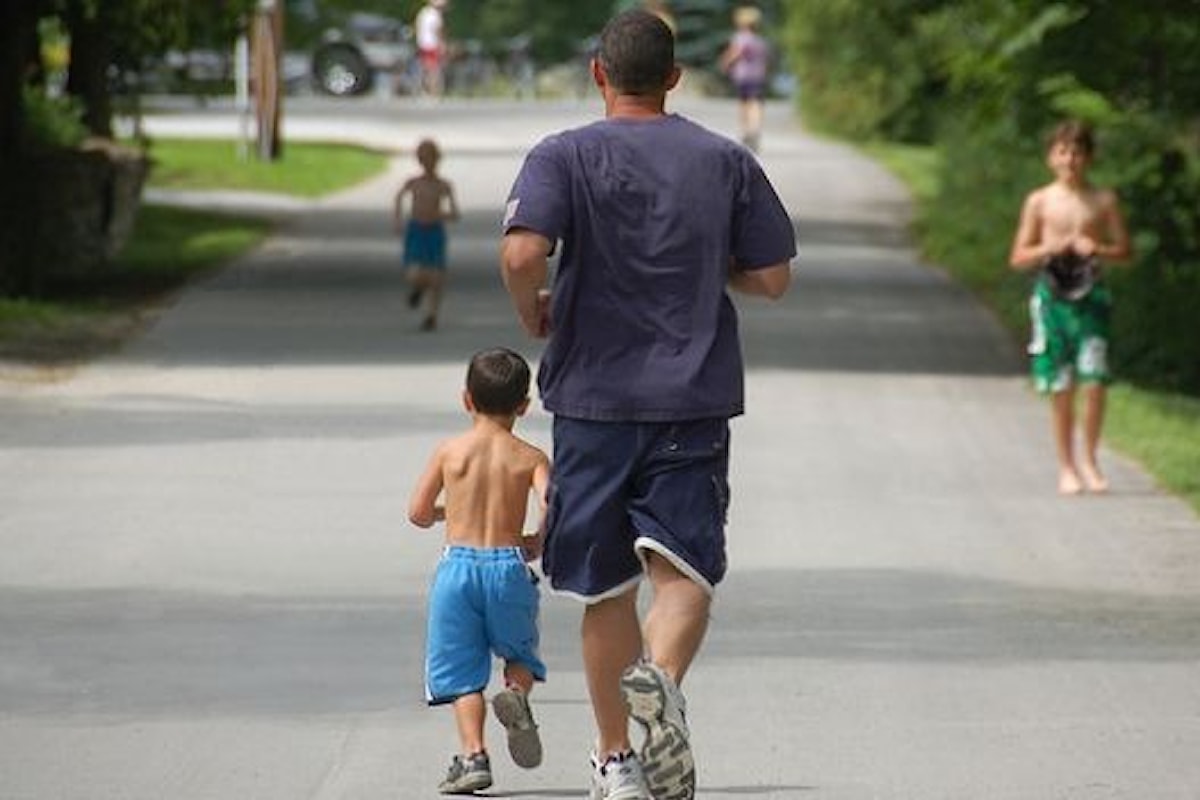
left=311, top=11, right=414, bottom=96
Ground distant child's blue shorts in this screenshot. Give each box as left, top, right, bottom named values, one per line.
left=425, top=546, right=545, bottom=706
left=403, top=220, right=447, bottom=269
left=542, top=417, right=731, bottom=604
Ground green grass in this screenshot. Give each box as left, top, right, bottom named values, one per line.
left=0, top=298, right=70, bottom=326
left=862, top=141, right=943, bottom=206
left=114, top=205, right=272, bottom=280
left=144, top=138, right=389, bottom=197
left=863, top=140, right=1200, bottom=516
left=1106, top=385, right=1200, bottom=513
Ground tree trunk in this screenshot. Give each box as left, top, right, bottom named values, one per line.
left=0, top=2, right=42, bottom=296
left=64, top=0, right=114, bottom=139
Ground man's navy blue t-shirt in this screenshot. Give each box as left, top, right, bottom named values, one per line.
left=504, top=113, right=795, bottom=422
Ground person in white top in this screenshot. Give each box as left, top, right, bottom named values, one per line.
left=415, top=0, right=448, bottom=97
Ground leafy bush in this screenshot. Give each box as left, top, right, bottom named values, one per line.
left=21, top=86, right=87, bottom=151
left=782, top=2, right=1200, bottom=396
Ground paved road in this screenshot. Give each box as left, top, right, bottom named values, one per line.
left=2, top=96, right=1199, bottom=799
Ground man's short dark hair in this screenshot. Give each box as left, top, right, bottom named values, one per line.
left=467, top=347, right=531, bottom=415
left=597, top=9, right=675, bottom=95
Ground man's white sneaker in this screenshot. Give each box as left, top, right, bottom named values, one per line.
left=621, top=661, right=695, bottom=800
left=589, top=750, right=651, bottom=800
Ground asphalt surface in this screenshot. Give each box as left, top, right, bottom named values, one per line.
left=2, top=95, right=1199, bottom=799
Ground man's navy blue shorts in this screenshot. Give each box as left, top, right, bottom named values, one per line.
left=542, top=416, right=731, bottom=603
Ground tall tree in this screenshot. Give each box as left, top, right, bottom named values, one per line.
left=63, top=0, right=115, bottom=137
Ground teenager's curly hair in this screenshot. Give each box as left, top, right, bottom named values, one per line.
left=1047, top=120, right=1095, bottom=156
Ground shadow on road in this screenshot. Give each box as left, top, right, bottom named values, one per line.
left=91, top=201, right=1024, bottom=381
left=4, top=569, right=1198, bottom=717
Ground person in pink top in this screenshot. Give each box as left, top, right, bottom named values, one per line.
left=719, top=5, right=770, bottom=152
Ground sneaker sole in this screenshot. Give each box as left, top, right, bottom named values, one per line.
left=439, top=772, right=492, bottom=794
left=590, top=784, right=650, bottom=800
left=492, top=691, right=543, bottom=769
left=621, top=667, right=695, bottom=800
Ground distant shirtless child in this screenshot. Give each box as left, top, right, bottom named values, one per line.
left=408, top=347, right=550, bottom=794
left=1008, top=120, right=1132, bottom=495
left=395, top=138, right=459, bottom=331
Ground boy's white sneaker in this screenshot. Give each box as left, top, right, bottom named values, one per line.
left=589, top=750, right=651, bottom=800
left=620, top=661, right=695, bottom=800
left=491, top=687, right=543, bottom=768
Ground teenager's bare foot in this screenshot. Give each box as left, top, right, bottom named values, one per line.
left=1080, top=463, right=1109, bottom=494
left=1058, top=469, right=1083, bottom=495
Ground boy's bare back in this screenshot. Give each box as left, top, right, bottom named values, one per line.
left=409, top=419, right=550, bottom=550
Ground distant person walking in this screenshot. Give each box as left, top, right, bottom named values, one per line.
left=394, top=138, right=459, bottom=331
left=415, top=0, right=448, bottom=98
left=408, top=347, right=550, bottom=795
left=501, top=9, right=794, bottom=799
left=643, top=0, right=677, bottom=33
left=719, top=5, right=770, bottom=152
left=1008, top=120, right=1133, bottom=495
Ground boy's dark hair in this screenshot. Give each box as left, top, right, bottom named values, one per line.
left=597, top=9, right=675, bottom=95
left=467, top=347, right=531, bottom=416
left=416, top=138, right=441, bottom=169
left=1048, top=120, right=1095, bottom=156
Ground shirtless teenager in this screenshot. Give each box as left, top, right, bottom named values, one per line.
left=395, top=138, right=459, bottom=331
left=408, top=347, right=550, bottom=794
left=1008, top=120, right=1132, bottom=495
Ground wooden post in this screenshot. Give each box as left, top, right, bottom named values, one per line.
left=251, top=0, right=284, bottom=161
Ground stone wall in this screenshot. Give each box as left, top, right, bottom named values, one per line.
left=31, top=138, right=149, bottom=280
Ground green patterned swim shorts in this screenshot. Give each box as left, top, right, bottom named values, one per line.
left=1027, top=278, right=1112, bottom=394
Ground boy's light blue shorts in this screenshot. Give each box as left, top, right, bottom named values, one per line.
left=425, top=546, right=546, bottom=706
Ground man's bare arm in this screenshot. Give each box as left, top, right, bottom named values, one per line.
left=728, top=261, right=791, bottom=299
left=501, top=229, right=553, bottom=337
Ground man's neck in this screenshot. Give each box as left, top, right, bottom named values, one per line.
left=606, top=92, right=668, bottom=120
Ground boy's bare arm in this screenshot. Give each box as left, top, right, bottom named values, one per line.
left=532, top=452, right=551, bottom=530
left=444, top=181, right=460, bottom=222
left=1089, top=190, right=1133, bottom=263
left=1009, top=191, right=1055, bottom=269
left=523, top=452, right=552, bottom=560
left=393, top=183, right=409, bottom=233
left=407, top=445, right=447, bottom=528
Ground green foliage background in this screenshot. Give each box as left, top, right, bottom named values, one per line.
left=782, top=0, right=1200, bottom=395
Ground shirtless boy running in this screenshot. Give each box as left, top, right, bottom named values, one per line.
left=395, top=138, right=459, bottom=331
left=408, top=347, right=550, bottom=794
left=1008, top=120, right=1133, bottom=495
